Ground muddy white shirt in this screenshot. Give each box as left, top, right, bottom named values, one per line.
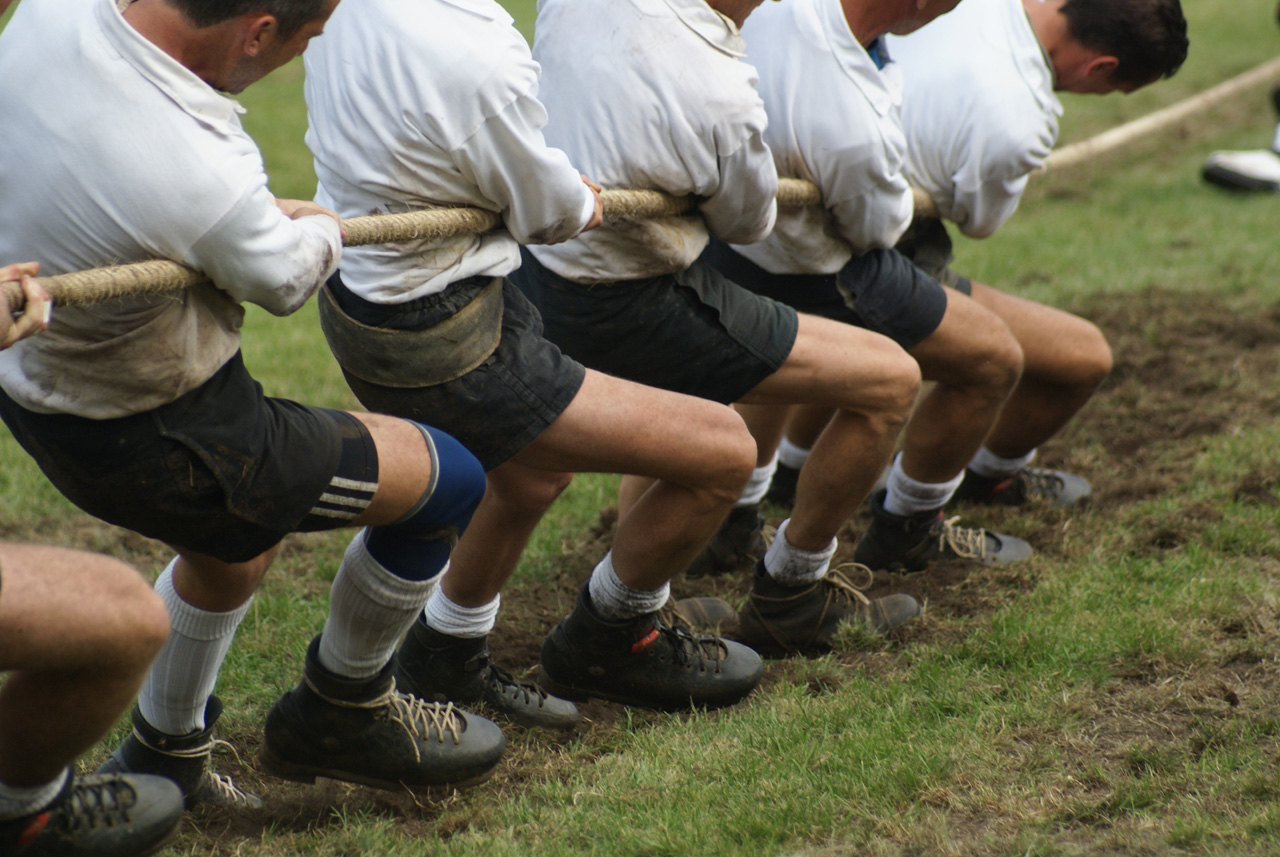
left=304, top=0, right=595, bottom=303
left=730, top=0, right=913, bottom=275
left=887, top=0, right=1061, bottom=238
left=0, top=0, right=341, bottom=418
left=528, top=0, right=777, bottom=284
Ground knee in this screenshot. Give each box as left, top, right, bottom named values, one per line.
left=706, top=410, right=757, bottom=503
left=974, top=328, right=1024, bottom=397
left=1075, top=322, right=1113, bottom=392
left=96, top=558, right=171, bottom=669
left=492, top=468, right=574, bottom=514
left=883, top=350, right=923, bottom=424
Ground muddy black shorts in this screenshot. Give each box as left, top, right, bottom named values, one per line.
left=893, top=218, right=973, bottom=295
left=327, top=272, right=585, bottom=471
left=702, top=240, right=948, bottom=350
left=0, top=352, right=378, bottom=564
left=511, top=249, right=798, bottom=404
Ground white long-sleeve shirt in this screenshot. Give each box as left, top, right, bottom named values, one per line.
left=887, top=0, right=1061, bottom=239
left=304, top=0, right=596, bottom=304
left=528, top=0, right=778, bottom=284
left=0, top=0, right=341, bottom=418
left=731, top=0, right=914, bottom=275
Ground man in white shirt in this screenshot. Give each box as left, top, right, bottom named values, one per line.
left=886, top=0, right=1186, bottom=505
left=305, top=0, right=767, bottom=715
left=0, top=262, right=183, bottom=857
left=513, top=0, right=926, bottom=656
left=0, top=0, right=505, bottom=810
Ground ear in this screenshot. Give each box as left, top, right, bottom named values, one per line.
left=242, top=14, right=278, bottom=58
left=1081, top=54, right=1120, bottom=82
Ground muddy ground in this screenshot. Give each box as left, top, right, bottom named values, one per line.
left=51, top=286, right=1280, bottom=851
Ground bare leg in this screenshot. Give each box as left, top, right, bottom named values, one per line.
left=966, top=281, right=1111, bottom=458
left=440, top=368, right=755, bottom=598
left=782, top=404, right=835, bottom=453
left=0, top=545, right=169, bottom=786
left=740, top=314, right=920, bottom=551
left=735, top=403, right=789, bottom=467
left=900, top=290, right=1022, bottom=484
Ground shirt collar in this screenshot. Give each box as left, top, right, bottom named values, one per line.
left=819, top=0, right=898, bottom=116
left=1011, top=0, right=1062, bottom=116
left=661, top=0, right=747, bottom=58
left=97, top=0, right=246, bottom=133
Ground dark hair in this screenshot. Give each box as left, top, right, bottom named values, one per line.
left=167, top=0, right=327, bottom=38
left=1061, top=0, right=1188, bottom=86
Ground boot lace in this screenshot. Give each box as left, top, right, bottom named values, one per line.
left=935, top=516, right=989, bottom=560
left=823, top=564, right=876, bottom=608
left=485, top=662, right=551, bottom=707
left=130, top=729, right=257, bottom=808
left=660, top=620, right=730, bottom=669
left=304, top=678, right=466, bottom=764
left=1018, top=468, right=1063, bottom=500
left=52, top=777, right=137, bottom=833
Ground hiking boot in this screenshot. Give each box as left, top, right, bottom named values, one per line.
left=765, top=463, right=800, bottom=508
left=685, top=504, right=764, bottom=578
left=853, top=490, right=1032, bottom=573
left=394, top=617, right=578, bottom=731
left=539, top=585, right=763, bottom=711
left=737, top=562, right=920, bottom=655
left=666, top=595, right=739, bottom=633
left=953, top=467, right=1091, bottom=508
left=97, top=696, right=262, bottom=810
left=0, top=773, right=183, bottom=857
left=260, top=636, right=505, bottom=791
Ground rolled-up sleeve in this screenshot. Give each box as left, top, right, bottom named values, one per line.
left=700, top=128, right=778, bottom=245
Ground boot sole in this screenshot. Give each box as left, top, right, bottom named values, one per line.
left=537, top=672, right=754, bottom=712
left=258, top=744, right=496, bottom=793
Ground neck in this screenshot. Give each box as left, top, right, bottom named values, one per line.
left=1022, top=0, right=1066, bottom=54
left=122, top=0, right=237, bottom=87
left=705, top=0, right=754, bottom=29
left=840, top=0, right=903, bottom=46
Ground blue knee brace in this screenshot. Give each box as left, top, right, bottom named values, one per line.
left=364, top=423, right=486, bottom=580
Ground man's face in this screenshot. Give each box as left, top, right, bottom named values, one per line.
left=220, top=0, right=340, bottom=93
left=888, top=0, right=964, bottom=36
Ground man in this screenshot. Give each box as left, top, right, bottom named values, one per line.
left=0, top=0, right=504, bottom=810
left=0, top=264, right=182, bottom=857
left=511, top=0, right=925, bottom=656
left=884, top=0, right=1186, bottom=504
left=304, top=0, right=764, bottom=716
left=700, top=0, right=1166, bottom=577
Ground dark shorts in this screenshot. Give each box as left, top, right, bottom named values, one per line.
left=701, top=240, right=949, bottom=350
left=510, top=249, right=798, bottom=404
left=0, top=352, right=378, bottom=564
left=893, top=218, right=973, bottom=295
left=328, top=273, right=585, bottom=471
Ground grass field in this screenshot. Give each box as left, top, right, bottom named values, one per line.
left=5, top=1, right=1280, bottom=855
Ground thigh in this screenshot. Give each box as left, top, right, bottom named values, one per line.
left=966, top=280, right=1108, bottom=379
left=906, top=285, right=1022, bottom=387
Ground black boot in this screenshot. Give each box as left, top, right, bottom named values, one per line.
left=395, top=617, right=578, bottom=730
left=853, top=490, right=1032, bottom=572
left=736, top=561, right=920, bottom=655
left=0, top=772, right=184, bottom=857
left=97, top=696, right=262, bottom=809
left=260, top=636, right=506, bottom=791
left=765, top=462, right=800, bottom=508
left=540, top=585, right=763, bottom=711
left=685, top=504, right=764, bottom=579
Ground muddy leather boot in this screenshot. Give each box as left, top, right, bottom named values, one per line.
left=685, top=504, right=765, bottom=579
left=540, top=585, right=763, bottom=711
left=952, top=467, right=1091, bottom=508
left=260, top=636, right=505, bottom=791
left=853, top=490, right=1033, bottom=573
left=737, top=561, right=921, bottom=655
left=394, top=617, right=578, bottom=731
left=97, top=696, right=262, bottom=810
left=0, top=773, right=184, bottom=857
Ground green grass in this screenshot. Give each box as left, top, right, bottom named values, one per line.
left=8, top=0, right=1280, bottom=855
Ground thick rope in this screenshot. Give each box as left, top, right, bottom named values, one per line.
left=6, top=55, right=1280, bottom=313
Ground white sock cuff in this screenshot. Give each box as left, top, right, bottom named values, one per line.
left=778, top=437, right=811, bottom=470
left=156, top=561, right=253, bottom=642
left=737, top=452, right=778, bottom=507
left=883, top=454, right=965, bottom=516
left=423, top=588, right=501, bottom=639
left=339, top=531, right=440, bottom=611
left=967, top=446, right=1037, bottom=480
left=587, top=552, right=670, bottom=619
left=763, top=518, right=837, bottom=585
left=0, top=767, right=71, bottom=821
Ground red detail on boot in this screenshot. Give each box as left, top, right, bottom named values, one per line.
left=630, top=628, right=661, bottom=653
left=17, top=811, right=52, bottom=847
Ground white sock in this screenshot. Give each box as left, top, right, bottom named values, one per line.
left=587, top=551, right=669, bottom=620
left=319, top=530, right=440, bottom=679
left=0, top=768, right=70, bottom=822
left=737, top=452, right=778, bottom=506
left=423, top=588, right=500, bottom=639
left=883, top=453, right=965, bottom=516
left=967, top=446, right=1036, bottom=480
left=762, top=518, right=836, bottom=585
left=139, top=560, right=252, bottom=736
left=778, top=437, right=811, bottom=470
